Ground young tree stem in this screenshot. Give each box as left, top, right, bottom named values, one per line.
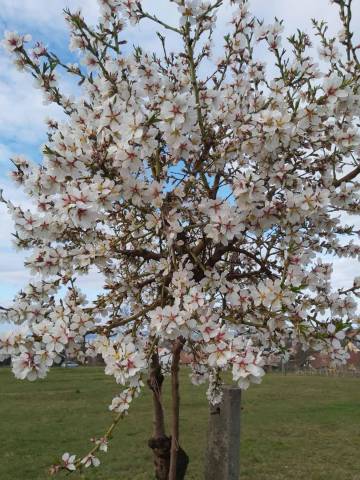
left=169, top=338, right=185, bottom=480
left=148, top=352, right=171, bottom=480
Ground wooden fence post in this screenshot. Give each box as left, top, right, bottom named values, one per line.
left=204, top=386, right=242, bottom=480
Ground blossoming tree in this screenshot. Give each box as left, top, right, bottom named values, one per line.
left=1, top=0, right=360, bottom=478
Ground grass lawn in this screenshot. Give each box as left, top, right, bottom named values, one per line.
left=0, top=367, right=359, bottom=480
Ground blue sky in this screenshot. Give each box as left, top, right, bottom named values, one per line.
left=0, top=0, right=359, bottom=310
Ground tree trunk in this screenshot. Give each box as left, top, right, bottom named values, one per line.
left=148, top=352, right=171, bottom=480
left=168, top=338, right=189, bottom=480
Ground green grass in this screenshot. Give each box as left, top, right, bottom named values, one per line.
left=0, top=367, right=359, bottom=480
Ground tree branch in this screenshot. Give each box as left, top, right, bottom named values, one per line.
left=333, top=164, right=360, bottom=186
left=118, top=248, right=163, bottom=261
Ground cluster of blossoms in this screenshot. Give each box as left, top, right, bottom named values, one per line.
left=1, top=0, right=360, bottom=477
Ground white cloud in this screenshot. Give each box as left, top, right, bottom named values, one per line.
left=332, top=257, right=359, bottom=290
left=1, top=0, right=99, bottom=34
left=0, top=55, right=60, bottom=147
left=251, top=0, right=360, bottom=35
